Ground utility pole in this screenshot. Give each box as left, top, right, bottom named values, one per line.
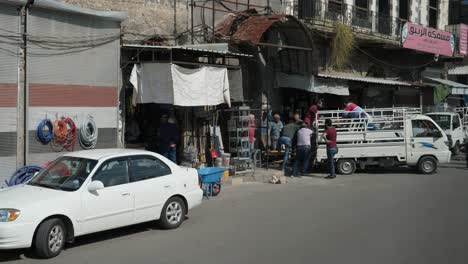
left=17, top=2, right=31, bottom=168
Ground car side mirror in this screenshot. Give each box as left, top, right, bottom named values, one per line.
left=88, top=181, right=105, bottom=192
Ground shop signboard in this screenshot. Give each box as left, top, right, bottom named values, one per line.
left=460, top=24, right=468, bottom=56
left=401, top=22, right=455, bottom=57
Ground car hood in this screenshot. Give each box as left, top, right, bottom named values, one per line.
left=0, top=184, right=71, bottom=210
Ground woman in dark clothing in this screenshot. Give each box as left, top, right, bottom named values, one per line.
left=322, top=119, right=337, bottom=179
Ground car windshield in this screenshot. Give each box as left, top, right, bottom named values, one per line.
left=28, top=157, right=98, bottom=191
left=427, top=115, right=450, bottom=130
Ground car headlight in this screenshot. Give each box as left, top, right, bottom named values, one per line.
left=0, top=209, right=21, bottom=222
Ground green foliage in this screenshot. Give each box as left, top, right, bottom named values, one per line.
left=330, top=23, right=354, bottom=70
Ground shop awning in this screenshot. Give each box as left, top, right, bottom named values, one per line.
left=130, top=63, right=232, bottom=107
left=317, top=73, right=412, bottom=86
left=425, top=77, right=468, bottom=95
left=448, top=65, right=468, bottom=75
left=276, top=73, right=349, bottom=96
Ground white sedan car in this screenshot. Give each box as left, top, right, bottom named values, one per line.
left=0, top=149, right=203, bottom=258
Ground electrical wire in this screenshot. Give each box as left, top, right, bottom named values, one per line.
left=79, top=117, right=98, bottom=150
left=5, top=166, right=43, bottom=187
left=36, top=119, right=54, bottom=144
left=53, top=118, right=77, bottom=151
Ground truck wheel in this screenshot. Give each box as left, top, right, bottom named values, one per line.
left=418, top=156, right=437, bottom=174
left=451, top=142, right=461, bottom=156
left=337, top=159, right=356, bottom=175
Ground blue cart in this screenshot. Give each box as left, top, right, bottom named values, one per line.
left=198, top=167, right=225, bottom=198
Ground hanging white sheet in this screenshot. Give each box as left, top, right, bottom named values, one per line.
left=130, top=63, right=231, bottom=107
left=130, top=63, right=173, bottom=106
left=171, top=64, right=231, bottom=107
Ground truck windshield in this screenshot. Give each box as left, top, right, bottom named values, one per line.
left=28, top=157, right=98, bottom=191
left=427, top=115, right=450, bottom=130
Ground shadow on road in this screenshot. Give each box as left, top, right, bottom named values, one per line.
left=0, top=218, right=189, bottom=261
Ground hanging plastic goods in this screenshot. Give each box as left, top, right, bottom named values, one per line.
left=36, top=119, right=54, bottom=144
left=5, top=166, right=42, bottom=187
left=53, top=118, right=77, bottom=151
left=79, top=117, right=98, bottom=150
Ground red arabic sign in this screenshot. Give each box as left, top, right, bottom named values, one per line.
left=460, top=24, right=468, bottom=56
left=401, top=22, right=455, bottom=56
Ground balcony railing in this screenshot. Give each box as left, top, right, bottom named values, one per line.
left=282, top=0, right=404, bottom=41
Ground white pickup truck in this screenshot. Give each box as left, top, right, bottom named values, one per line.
left=316, top=108, right=451, bottom=175
left=426, top=107, right=468, bottom=155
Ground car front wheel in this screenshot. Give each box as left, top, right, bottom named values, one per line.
left=34, top=218, right=66, bottom=259
left=159, top=197, right=186, bottom=229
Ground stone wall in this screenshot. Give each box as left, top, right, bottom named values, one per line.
left=58, top=0, right=282, bottom=44
left=59, top=0, right=189, bottom=43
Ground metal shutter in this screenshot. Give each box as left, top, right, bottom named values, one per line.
left=0, top=4, right=20, bottom=185
left=26, top=8, right=120, bottom=166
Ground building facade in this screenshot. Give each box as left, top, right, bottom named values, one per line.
left=0, top=0, right=125, bottom=183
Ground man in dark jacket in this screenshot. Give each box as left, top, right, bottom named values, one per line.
left=159, top=114, right=179, bottom=163
left=278, top=121, right=300, bottom=175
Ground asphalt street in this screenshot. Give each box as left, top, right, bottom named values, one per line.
left=1, top=163, right=468, bottom=264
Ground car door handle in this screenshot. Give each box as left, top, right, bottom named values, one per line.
left=121, top=192, right=131, bottom=196
left=164, top=185, right=171, bottom=188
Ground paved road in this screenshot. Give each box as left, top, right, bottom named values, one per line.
left=1, top=164, right=468, bottom=264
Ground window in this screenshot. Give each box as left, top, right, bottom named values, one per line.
left=399, top=0, right=409, bottom=20
left=427, top=115, right=450, bottom=130
left=355, top=0, right=368, bottom=9
left=355, top=0, right=369, bottom=22
left=429, top=0, right=438, bottom=28
left=328, top=0, right=343, bottom=15
left=452, top=116, right=461, bottom=129
left=29, top=157, right=98, bottom=191
left=93, top=159, right=129, bottom=188
left=129, top=156, right=171, bottom=183
left=412, top=120, right=440, bottom=137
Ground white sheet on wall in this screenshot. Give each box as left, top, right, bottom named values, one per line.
left=130, top=63, right=231, bottom=107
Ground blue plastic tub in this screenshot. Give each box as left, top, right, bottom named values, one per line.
left=198, top=167, right=225, bottom=184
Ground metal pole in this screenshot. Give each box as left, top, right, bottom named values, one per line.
left=212, top=0, right=215, bottom=43
left=247, top=0, right=250, bottom=9
left=191, top=0, right=194, bottom=44
left=174, top=0, right=177, bottom=44
left=267, top=0, right=270, bottom=15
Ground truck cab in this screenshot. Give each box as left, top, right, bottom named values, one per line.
left=426, top=112, right=465, bottom=155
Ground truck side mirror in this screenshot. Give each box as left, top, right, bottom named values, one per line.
left=433, top=131, right=443, bottom=138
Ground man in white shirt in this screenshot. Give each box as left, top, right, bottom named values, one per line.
left=292, top=122, right=313, bottom=177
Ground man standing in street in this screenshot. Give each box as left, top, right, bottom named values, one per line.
left=270, top=114, right=283, bottom=150
left=159, top=114, right=179, bottom=163
left=278, top=120, right=300, bottom=175
left=293, top=122, right=313, bottom=177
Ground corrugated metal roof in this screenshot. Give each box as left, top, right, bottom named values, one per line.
left=425, top=77, right=468, bottom=88
left=448, top=65, right=468, bottom=75
left=232, top=15, right=288, bottom=44
left=123, top=44, right=253, bottom=57
left=317, top=73, right=412, bottom=86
